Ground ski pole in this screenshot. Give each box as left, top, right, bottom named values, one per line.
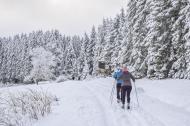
left=133, top=81, right=140, bottom=107
left=110, top=81, right=116, bottom=105
left=110, top=85, right=115, bottom=105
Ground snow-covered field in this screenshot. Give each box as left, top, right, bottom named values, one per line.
left=0, top=78, right=190, bottom=126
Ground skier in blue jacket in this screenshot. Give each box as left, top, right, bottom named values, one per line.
left=113, top=66, right=123, bottom=103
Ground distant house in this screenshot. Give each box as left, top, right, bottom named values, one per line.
left=97, top=61, right=114, bottom=76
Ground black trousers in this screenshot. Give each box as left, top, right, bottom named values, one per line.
left=116, top=84, right=121, bottom=100
left=121, top=86, right=132, bottom=104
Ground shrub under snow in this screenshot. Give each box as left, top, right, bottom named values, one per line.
left=0, top=89, right=57, bottom=126
left=56, top=75, right=69, bottom=83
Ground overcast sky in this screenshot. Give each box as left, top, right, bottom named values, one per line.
left=0, top=0, right=126, bottom=37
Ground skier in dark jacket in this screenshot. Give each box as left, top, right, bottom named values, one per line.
left=113, top=66, right=123, bottom=103
left=119, top=66, right=135, bottom=109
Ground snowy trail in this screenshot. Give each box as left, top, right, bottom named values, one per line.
left=1, top=78, right=190, bottom=126
left=85, top=79, right=165, bottom=126
left=81, top=78, right=190, bottom=126
left=34, top=81, right=113, bottom=126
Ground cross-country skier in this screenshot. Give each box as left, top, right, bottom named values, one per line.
left=113, top=65, right=123, bottom=103
left=119, top=66, right=135, bottom=109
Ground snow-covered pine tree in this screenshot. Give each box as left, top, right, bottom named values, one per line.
left=11, top=35, right=22, bottom=83
left=102, top=18, right=114, bottom=66
left=63, top=38, right=77, bottom=78
left=0, top=38, right=9, bottom=83
left=0, top=38, right=3, bottom=82
left=0, top=38, right=3, bottom=73
left=44, top=30, right=63, bottom=76
left=114, top=8, right=126, bottom=65
left=72, top=36, right=82, bottom=59
left=109, top=14, right=120, bottom=65
left=76, top=38, right=86, bottom=79
left=71, top=36, right=82, bottom=78
left=126, top=0, right=148, bottom=78
left=19, top=34, right=32, bottom=82
left=5, top=37, right=17, bottom=82
left=184, top=1, right=190, bottom=79
left=58, top=36, right=70, bottom=76
left=168, top=0, right=189, bottom=79
left=87, top=26, right=96, bottom=75
left=146, top=0, right=173, bottom=79
left=120, top=0, right=137, bottom=66
left=81, top=33, right=90, bottom=76
left=111, top=10, right=125, bottom=65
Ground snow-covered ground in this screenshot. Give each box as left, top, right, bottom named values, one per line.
left=0, top=78, right=190, bottom=126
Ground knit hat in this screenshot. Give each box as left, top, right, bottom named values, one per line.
left=123, top=65, right=128, bottom=72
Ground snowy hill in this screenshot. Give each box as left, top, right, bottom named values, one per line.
left=0, top=78, right=190, bottom=126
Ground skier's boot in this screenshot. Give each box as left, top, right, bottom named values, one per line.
left=121, top=104, right=125, bottom=109
left=117, top=99, right=120, bottom=103
left=127, top=103, right=130, bottom=110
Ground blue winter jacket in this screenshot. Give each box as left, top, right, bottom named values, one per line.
left=113, top=69, right=123, bottom=85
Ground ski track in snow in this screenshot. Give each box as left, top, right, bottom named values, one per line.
left=82, top=78, right=190, bottom=126
left=1, top=78, right=190, bottom=126
left=85, top=79, right=165, bottom=126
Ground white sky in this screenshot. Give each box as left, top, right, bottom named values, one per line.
left=0, top=0, right=126, bottom=37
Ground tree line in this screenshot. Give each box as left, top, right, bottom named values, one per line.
left=1, top=0, right=190, bottom=84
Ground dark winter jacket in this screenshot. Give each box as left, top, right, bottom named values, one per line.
left=119, top=71, right=135, bottom=87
